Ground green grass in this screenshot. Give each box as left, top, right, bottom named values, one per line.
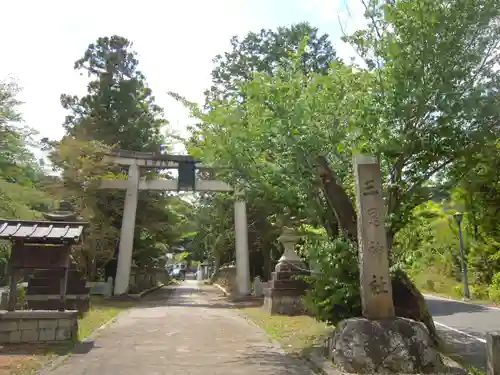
left=412, top=271, right=463, bottom=297
left=241, top=307, right=332, bottom=356
left=412, top=270, right=500, bottom=307
left=77, top=296, right=137, bottom=339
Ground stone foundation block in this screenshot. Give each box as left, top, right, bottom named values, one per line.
left=0, top=310, right=78, bottom=344
left=21, top=329, right=39, bottom=342
left=39, top=319, right=58, bottom=329
left=19, top=320, right=38, bottom=330
left=39, top=328, right=56, bottom=341
left=331, top=317, right=443, bottom=374
left=263, top=293, right=306, bottom=315
left=58, top=318, right=72, bottom=328
left=0, top=320, right=18, bottom=332
left=9, top=330, right=21, bottom=343
left=0, top=332, right=9, bottom=342
left=55, top=327, right=72, bottom=341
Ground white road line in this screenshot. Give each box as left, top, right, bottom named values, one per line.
left=424, top=293, right=500, bottom=312
left=434, top=321, right=487, bottom=343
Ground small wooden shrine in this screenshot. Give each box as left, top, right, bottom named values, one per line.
left=0, top=201, right=88, bottom=312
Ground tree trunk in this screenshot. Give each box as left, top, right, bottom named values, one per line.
left=262, top=245, right=272, bottom=281
left=317, top=156, right=357, bottom=241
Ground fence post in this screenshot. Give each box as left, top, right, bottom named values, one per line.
left=487, top=333, right=500, bottom=375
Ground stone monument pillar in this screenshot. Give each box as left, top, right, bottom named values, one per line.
left=330, top=155, right=443, bottom=374
left=263, top=227, right=309, bottom=315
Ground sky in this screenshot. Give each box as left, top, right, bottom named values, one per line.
left=0, top=0, right=367, bottom=156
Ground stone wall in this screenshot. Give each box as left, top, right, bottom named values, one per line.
left=0, top=310, right=78, bottom=344
left=214, top=265, right=237, bottom=293
left=130, top=267, right=169, bottom=293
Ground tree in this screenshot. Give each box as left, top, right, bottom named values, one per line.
left=180, top=23, right=338, bottom=279
left=0, top=80, right=43, bottom=186
left=174, top=0, right=499, bottom=331
left=0, top=79, right=52, bottom=280
left=60, top=36, right=166, bottom=152
left=44, top=137, right=119, bottom=279
left=344, top=0, right=500, bottom=242
left=205, top=22, right=337, bottom=102
left=47, top=36, right=183, bottom=279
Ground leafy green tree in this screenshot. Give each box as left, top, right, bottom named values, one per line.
left=175, top=0, right=500, bottom=325
left=181, top=23, right=338, bottom=280
left=0, top=79, right=52, bottom=279
left=60, top=36, right=166, bottom=152
left=205, top=22, right=337, bottom=102
left=47, top=36, right=183, bottom=278
left=0, top=80, right=44, bottom=186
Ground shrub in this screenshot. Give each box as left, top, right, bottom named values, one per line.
left=452, top=284, right=464, bottom=298
left=302, top=238, right=361, bottom=325
left=470, top=284, right=488, bottom=300
left=488, top=272, right=500, bottom=302
left=15, top=284, right=26, bottom=309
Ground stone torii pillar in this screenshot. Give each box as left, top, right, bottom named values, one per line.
left=114, top=162, right=140, bottom=295
left=234, top=191, right=251, bottom=296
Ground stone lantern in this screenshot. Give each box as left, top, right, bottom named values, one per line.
left=275, top=227, right=305, bottom=272
left=263, top=226, right=310, bottom=315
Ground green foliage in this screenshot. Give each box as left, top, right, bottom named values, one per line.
left=488, top=273, right=500, bottom=302
left=0, top=79, right=53, bottom=273
left=174, top=0, right=500, bottom=320
left=470, top=284, right=489, bottom=300
left=44, top=35, right=191, bottom=278
left=393, top=201, right=460, bottom=276
left=0, top=80, right=43, bottom=186
left=183, top=24, right=339, bottom=280
left=60, top=35, right=167, bottom=151
left=302, top=237, right=361, bottom=325
left=206, top=22, right=337, bottom=102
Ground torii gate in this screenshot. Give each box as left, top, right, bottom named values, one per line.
left=99, top=149, right=251, bottom=296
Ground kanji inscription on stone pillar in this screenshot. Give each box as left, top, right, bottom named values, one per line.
left=353, top=154, right=395, bottom=320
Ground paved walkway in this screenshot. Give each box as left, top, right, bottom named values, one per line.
left=46, top=281, right=315, bottom=375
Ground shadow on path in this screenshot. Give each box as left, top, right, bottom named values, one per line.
left=138, top=285, right=263, bottom=310
left=222, top=351, right=313, bottom=375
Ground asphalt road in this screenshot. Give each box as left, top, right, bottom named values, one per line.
left=425, top=294, right=499, bottom=370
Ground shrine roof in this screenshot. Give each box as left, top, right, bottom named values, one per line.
left=0, top=219, right=86, bottom=244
